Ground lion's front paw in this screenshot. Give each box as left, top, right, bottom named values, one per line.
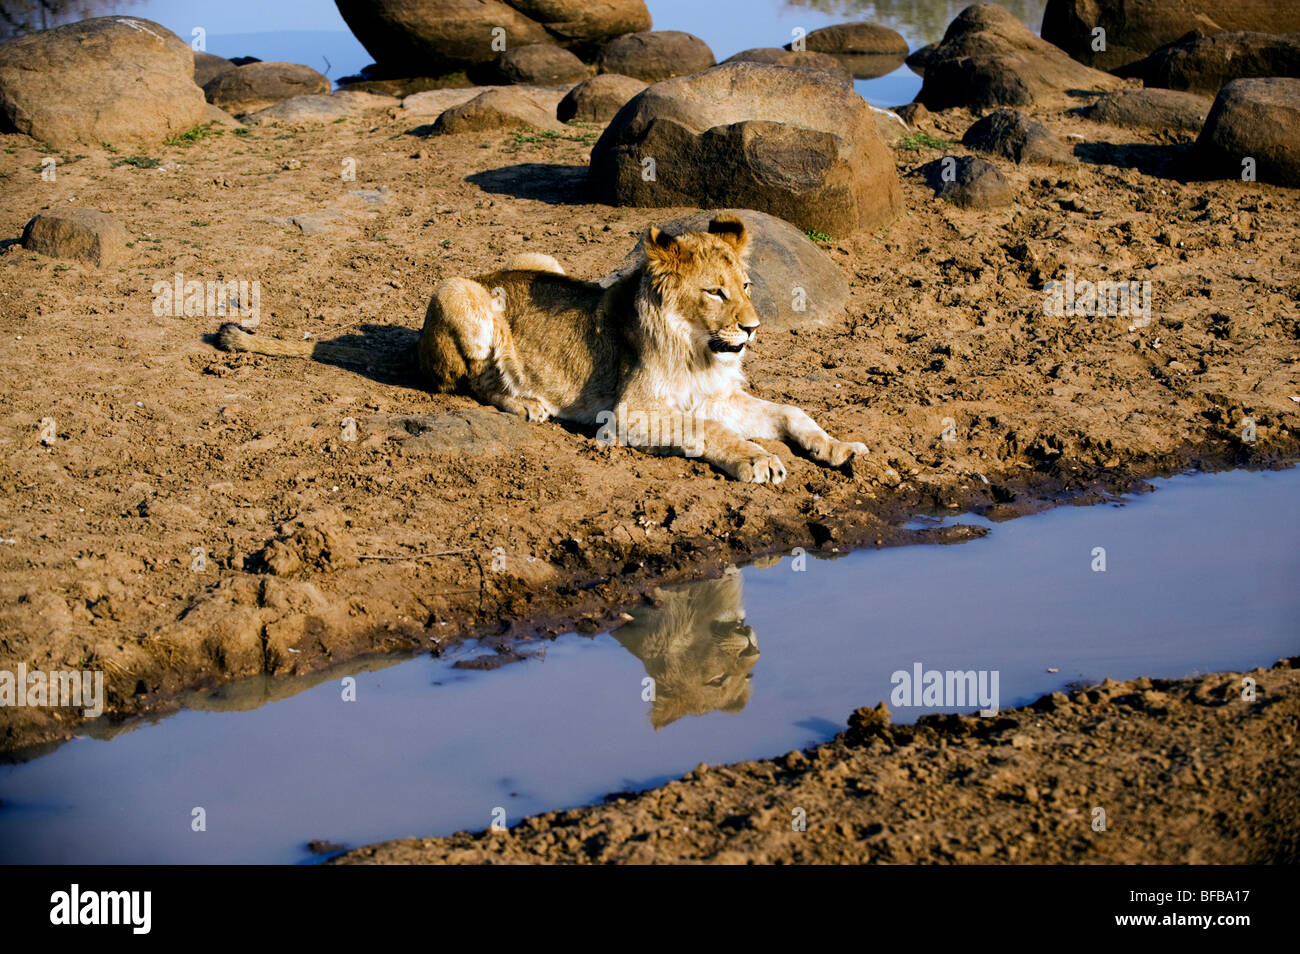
left=516, top=398, right=550, bottom=423
left=825, top=439, right=868, bottom=467
left=736, top=451, right=786, bottom=485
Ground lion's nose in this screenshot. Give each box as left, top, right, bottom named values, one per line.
left=741, top=321, right=759, bottom=339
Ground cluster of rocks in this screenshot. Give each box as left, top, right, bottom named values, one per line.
left=900, top=2, right=1300, bottom=191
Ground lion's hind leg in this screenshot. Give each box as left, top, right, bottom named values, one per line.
left=417, top=276, right=551, bottom=422
left=506, top=252, right=564, bottom=275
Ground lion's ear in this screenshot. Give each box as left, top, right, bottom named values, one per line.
left=646, top=226, right=683, bottom=267
left=707, top=215, right=748, bottom=253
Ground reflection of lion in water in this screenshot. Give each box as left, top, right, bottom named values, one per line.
left=612, top=566, right=759, bottom=730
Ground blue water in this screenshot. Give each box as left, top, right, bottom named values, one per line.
left=1, top=467, right=1296, bottom=864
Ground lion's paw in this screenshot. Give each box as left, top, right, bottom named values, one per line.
left=516, top=398, right=550, bottom=423
left=737, top=452, right=786, bottom=485
left=826, top=439, right=868, bottom=467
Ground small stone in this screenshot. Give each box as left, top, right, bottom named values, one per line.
left=22, top=208, right=128, bottom=267
left=922, top=155, right=1014, bottom=209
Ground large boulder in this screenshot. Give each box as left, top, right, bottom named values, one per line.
left=204, top=62, right=330, bottom=115
left=0, top=17, right=206, bottom=148
left=432, top=87, right=565, bottom=133
left=722, top=47, right=852, bottom=85
left=599, top=209, right=849, bottom=330
left=1042, top=0, right=1300, bottom=72
left=961, top=108, right=1073, bottom=164
left=596, top=31, right=715, bottom=83
left=556, top=73, right=646, bottom=122
left=789, top=21, right=907, bottom=79
left=1132, top=32, right=1300, bottom=95
left=1196, top=77, right=1300, bottom=187
left=1082, top=87, right=1214, bottom=132
left=491, top=43, right=588, bottom=85
left=588, top=62, right=903, bottom=236
left=22, top=209, right=129, bottom=267
left=917, top=3, right=1121, bottom=111
left=334, top=0, right=651, bottom=74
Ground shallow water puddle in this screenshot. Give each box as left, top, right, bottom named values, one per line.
left=2, top=468, right=1296, bottom=864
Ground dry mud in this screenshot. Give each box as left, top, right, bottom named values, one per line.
left=335, top=659, right=1300, bottom=864
left=1, top=91, right=1297, bottom=762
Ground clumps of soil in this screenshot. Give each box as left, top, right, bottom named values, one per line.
left=250, top=510, right=358, bottom=576
left=334, top=659, right=1300, bottom=865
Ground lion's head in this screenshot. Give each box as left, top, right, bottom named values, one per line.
left=612, top=566, right=759, bottom=730
left=641, top=215, right=760, bottom=368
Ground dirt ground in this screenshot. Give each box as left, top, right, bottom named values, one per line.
left=1, top=87, right=1297, bottom=762
left=335, top=659, right=1300, bottom=864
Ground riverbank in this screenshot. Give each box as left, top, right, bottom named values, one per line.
left=2, top=76, right=1298, bottom=756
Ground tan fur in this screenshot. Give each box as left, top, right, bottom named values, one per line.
left=214, top=216, right=867, bottom=483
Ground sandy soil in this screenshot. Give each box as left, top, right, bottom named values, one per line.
left=335, top=659, right=1300, bottom=864
left=1, top=89, right=1297, bottom=756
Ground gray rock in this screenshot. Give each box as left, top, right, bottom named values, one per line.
left=905, top=43, right=936, bottom=77
left=22, top=208, right=129, bottom=267
left=1135, top=31, right=1300, bottom=96
left=334, top=0, right=651, bottom=73
left=403, top=84, right=568, bottom=118
left=1042, top=0, right=1300, bottom=72
left=556, top=73, right=647, bottom=123
left=288, top=211, right=344, bottom=234
left=893, top=102, right=930, bottom=126
left=599, top=208, right=849, bottom=330
left=204, top=61, right=330, bottom=115
left=789, top=21, right=907, bottom=79
left=1197, top=77, right=1300, bottom=187
left=722, top=48, right=852, bottom=85
left=588, top=62, right=903, bottom=237
left=917, top=3, right=1120, bottom=111
left=962, top=108, right=1074, bottom=164
left=194, top=51, right=234, bottom=87
left=798, top=21, right=907, bottom=56
left=244, top=90, right=398, bottom=125
left=432, top=87, right=565, bottom=133
left=596, top=31, right=715, bottom=83
left=367, top=409, right=531, bottom=455
left=1082, top=88, right=1214, bottom=133
left=202, top=103, right=244, bottom=127
left=245, top=94, right=350, bottom=125
left=491, top=44, right=588, bottom=86
left=922, top=156, right=1014, bottom=209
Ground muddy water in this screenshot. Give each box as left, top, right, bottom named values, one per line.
left=1, top=468, right=1296, bottom=864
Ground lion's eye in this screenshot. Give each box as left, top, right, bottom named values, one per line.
left=705, top=288, right=727, bottom=301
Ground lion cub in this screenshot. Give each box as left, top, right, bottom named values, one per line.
left=217, top=216, right=866, bottom=483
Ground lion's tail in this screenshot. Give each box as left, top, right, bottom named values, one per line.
left=215, top=322, right=412, bottom=373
